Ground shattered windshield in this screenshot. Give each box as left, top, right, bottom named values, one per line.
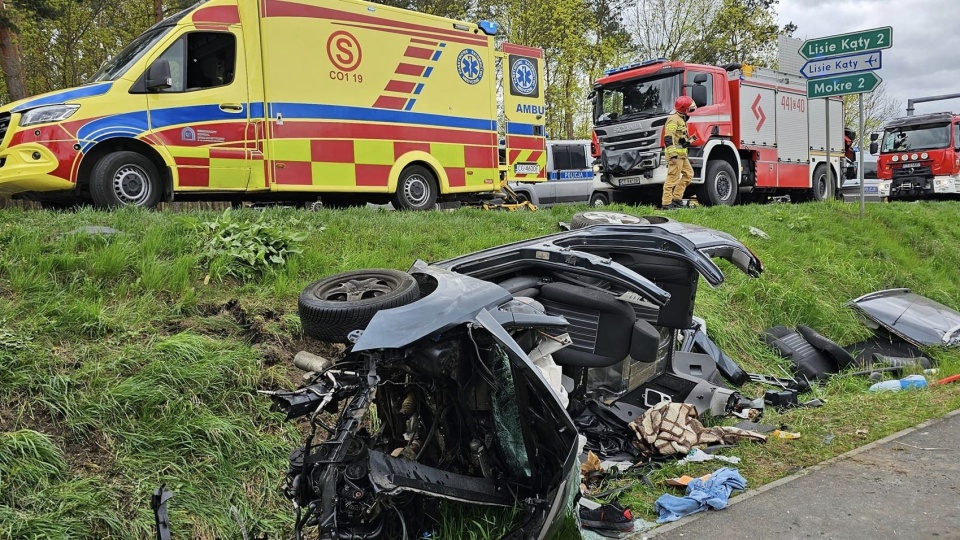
left=595, top=73, right=680, bottom=125
left=881, top=123, right=951, bottom=153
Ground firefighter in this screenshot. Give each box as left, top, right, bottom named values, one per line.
left=661, top=96, right=697, bottom=209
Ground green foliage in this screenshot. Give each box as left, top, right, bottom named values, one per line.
left=197, top=209, right=310, bottom=283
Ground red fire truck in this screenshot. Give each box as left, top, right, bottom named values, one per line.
left=588, top=60, right=845, bottom=206
left=869, top=112, right=960, bottom=200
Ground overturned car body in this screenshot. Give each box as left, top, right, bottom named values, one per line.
left=272, top=216, right=762, bottom=538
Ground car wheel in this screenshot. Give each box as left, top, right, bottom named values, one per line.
left=392, top=165, right=438, bottom=210
left=90, top=151, right=163, bottom=209
left=810, top=164, right=835, bottom=202
left=589, top=192, right=609, bottom=207
left=299, top=269, right=420, bottom=343
left=701, top=160, right=738, bottom=206
left=515, top=192, right=531, bottom=204
left=570, top=210, right=648, bottom=229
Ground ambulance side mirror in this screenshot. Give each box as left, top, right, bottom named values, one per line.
left=146, top=60, right=173, bottom=92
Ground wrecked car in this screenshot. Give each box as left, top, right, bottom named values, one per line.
left=269, top=214, right=762, bottom=538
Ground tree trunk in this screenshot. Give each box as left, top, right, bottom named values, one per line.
left=0, top=1, right=27, bottom=101
left=153, top=0, right=164, bottom=23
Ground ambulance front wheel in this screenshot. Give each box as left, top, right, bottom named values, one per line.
left=90, top=151, right=163, bottom=209
left=393, top=165, right=438, bottom=211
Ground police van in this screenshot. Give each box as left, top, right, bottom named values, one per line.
left=509, top=140, right=596, bottom=206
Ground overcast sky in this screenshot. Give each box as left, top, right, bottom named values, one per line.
left=777, top=0, right=960, bottom=116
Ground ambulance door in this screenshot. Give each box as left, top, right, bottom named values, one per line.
left=502, top=44, right=547, bottom=183
left=143, top=27, right=251, bottom=191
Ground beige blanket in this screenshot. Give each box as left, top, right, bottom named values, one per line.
left=628, top=401, right=766, bottom=457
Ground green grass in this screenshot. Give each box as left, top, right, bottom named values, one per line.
left=1, top=201, right=960, bottom=538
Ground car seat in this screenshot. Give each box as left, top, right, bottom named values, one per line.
left=764, top=325, right=856, bottom=383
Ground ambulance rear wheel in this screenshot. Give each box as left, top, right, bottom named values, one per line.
left=393, top=165, right=437, bottom=211
left=90, top=151, right=163, bottom=209
left=700, top=160, right=737, bottom=206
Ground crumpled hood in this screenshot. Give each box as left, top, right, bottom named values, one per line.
left=6, top=82, right=114, bottom=114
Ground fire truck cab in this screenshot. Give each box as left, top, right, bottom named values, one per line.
left=590, top=59, right=844, bottom=206
left=870, top=112, right=960, bottom=200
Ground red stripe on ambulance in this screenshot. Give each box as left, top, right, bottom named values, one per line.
left=355, top=165, right=391, bottom=186
left=395, top=63, right=426, bottom=76
left=373, top=96, right=408, bottom=110
left=404, top=46, right=434, bottom=60
left=273, top=121, right=497, bottom=147
left=385, top=80, right=417, bottom=94
left=264, top=0, right=488, bottom=46
left=394, top=142, right=431, bottom=159
left=191, top=5, right=241, bottom=24
left=311, top=140, right=355, bottom=163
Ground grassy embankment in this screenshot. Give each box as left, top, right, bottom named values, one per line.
left=1, top=200, right=959, bottom=538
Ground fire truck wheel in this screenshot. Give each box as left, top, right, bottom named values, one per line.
left=811, top=164, right=835, bottom=202
left=393, top=165, right=438, bottom=210
left=570, top=210, right=648, bottom=229
left=589, top=192, right=609, bottom=207
left=299, top=269, right=420, bottom=343
left=701, top=160, right=738, bottom=206
left=90, top=151, right=163, bottom=209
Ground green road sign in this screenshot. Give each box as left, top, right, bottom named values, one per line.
left=800, top=27, right=893, bottom=60
left=807, top=72, right=882, bottom=99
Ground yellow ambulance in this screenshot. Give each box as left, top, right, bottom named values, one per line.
left=0, top=0, right=546, bottom=210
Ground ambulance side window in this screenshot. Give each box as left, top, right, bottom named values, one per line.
left=153, top=32, right=236, bottom=93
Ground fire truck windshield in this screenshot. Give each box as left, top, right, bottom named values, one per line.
left=595, top=73, right=680, bottom=125
left=881, top=123, right=951, bottom=153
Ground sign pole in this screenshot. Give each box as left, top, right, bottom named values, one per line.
left=859, top=92, right=865, bottom=217
left=826, top=99, right=831, bottom=193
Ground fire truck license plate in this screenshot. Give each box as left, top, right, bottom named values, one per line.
left=515, top=163, right=540, bottom=174
left=903, top=163, right=920, bottom=168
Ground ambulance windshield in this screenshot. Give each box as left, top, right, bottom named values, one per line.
left=880, top=123, right=951, bottom=153
left=89, top=26, right=175, bottom=83
left=595, top=73, right=680, bottom=125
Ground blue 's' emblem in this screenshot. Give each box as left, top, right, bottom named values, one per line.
left=511, top=58, right=537, bottom=95
left=457, top=49, right=484, bottom=85
left=181, top=127, right=196, bottom=141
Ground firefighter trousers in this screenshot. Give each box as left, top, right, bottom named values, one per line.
left=662, top=155, right=693, bottom=206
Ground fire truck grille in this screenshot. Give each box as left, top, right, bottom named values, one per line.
left=0, top=113, right=10, bottom=146
left=892, top=166, right=931, bottom=179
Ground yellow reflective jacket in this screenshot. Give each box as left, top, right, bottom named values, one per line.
left=664, top=112, right=689, bottom=158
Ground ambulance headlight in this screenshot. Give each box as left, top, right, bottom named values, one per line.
left=19, top=104, right=80, bottom=127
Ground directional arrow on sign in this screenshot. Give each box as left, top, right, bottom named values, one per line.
left=801, top=51, right=882, bottom=80
left=807, top=72, right=883, bottom=99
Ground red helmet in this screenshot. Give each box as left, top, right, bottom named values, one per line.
left=675, top=95, right=696, bottom=114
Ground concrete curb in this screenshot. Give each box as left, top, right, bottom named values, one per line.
left=632, top=408, right=960, bottom=538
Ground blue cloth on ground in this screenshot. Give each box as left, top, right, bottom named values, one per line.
left=654, top=467, right=747, bottom=523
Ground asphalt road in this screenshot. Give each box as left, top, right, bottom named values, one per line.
left=646, top=410, right=960, bottom=540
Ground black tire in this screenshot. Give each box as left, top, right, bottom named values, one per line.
left=299, top=269, right=420, bottom=343
left=570, top=210, right=648, bottom=229
left=589, top=192, right=609, bottom=207
left=700, top=160, right=738, bottom=206
left=392, top=165, right=438, bottom=210
left=514, top=191, right=531, bottom=204
left=810, top=164, right=835, bottom=202
left=90, top=151, right=163, bottom=209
